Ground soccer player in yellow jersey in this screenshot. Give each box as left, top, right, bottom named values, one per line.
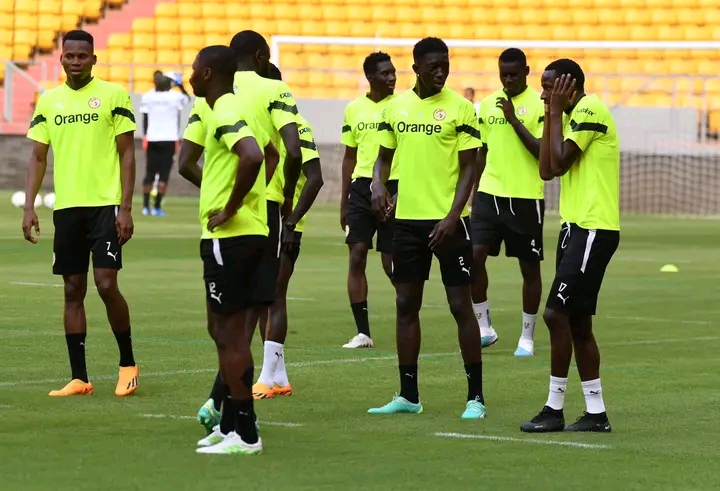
left=339, top=52, right=398, bottom=349
left=22, top=30, right=139, bottom=397
left=182, top=46, right=270, bottom=455
left=521, top=59, right=620, bottom=433
left=368, top=38, right=487, bottom=419
left=472, top=48, right=546, bottom=357
left=253, top=63, right=324, bottom=397
left=182, top=30, right=303, bottom=427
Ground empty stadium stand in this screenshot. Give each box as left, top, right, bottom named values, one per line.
left=3, top=0, right=720, bottom=129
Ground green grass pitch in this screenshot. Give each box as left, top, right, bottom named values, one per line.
left=0, top=191, right=718, bottom=490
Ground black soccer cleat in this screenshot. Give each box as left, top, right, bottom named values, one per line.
left=564, top=412, right=612, bottom=433
left=520, top=406, right=565, bottom=433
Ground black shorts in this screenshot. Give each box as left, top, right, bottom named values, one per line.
left=346, top=178, right=398, bottom=254
left=471, top=191, right=545, bottom=261
left=144, top=141, right=175, bottom=184
left=201, top=236, right=267, bottom=314
left=53, top=206, right=122, bottom=276
left=255, top=200, right=282, bottom=305
left=545, top=223, right=620, bottom=316
left=392, top=217, right=473, bottom=286
left=281, top=231, right=303, bottom=269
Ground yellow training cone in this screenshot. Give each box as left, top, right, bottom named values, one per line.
left=660, top=264, right=679, bottom=273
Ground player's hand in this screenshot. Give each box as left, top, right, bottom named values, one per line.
left=22, top=208, right=40, bottom=244
left=428, top=214, right=459, bottom=250
left=340, top=202, right=348, bottom=231
left=115, top=208, right=134, bottom=245
left=207, top=208, right=233, bottom=232
left=385, top=193, right=398, bottom=220
left=281, top=222, right=297, bottom=253
left=371, top=181, right=391, bottom=221
left=550, top=74, right=576, bottom=111
left=496, top=97, right=517, bottom=122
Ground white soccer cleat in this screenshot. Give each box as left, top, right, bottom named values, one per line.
left=342, top=333, right=374, bottom=349
left=197, top=425, right=225, bottom=447
left=480, top=326, right=498, bottom=347
left=196, top=432, right=262, bottom=455
left=514, top=338, right=534, bottom=357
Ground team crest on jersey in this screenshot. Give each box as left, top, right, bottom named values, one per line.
left=433, top=109, right=446, bottom=121
left=516, top=106, right=527, bottom=116
left=88, top=97, right=101, bottom=109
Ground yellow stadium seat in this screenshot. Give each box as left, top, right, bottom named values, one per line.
left=179, top=18, right=202, bottom=34
left=13, top=43, right=33, bottom=61
left=107, top=47, right=130, bottom=63
left=272, top=4, right=293, bottom=20
left=201, top=2, right=227, bottom=18
left=61, top=14, right=79, bottom=32
left=84, top=1, right=103, bottom=21
left=132, top=18, right=156, bottom=34
left=684, top=27, right=711, bottom=41
left=180, top=33, right=204, bottom=52
left=132, top=33, right=155, bottom=51
left=61, top=0, right=83, bottom=16
left=204, top=33, right=226, bottom=46
left=37, top=30, right=57, bottom=51
left=93, top=64, right=109, bottom=80
left=156, top=17, right=179, bottom=34
left=156, top=2, right=178, bottom=17
left=630, top=26, right=658, bottom=41
left=38, top=0, right=61, bottom=14
left=106, top=0, right=127, bottom=7
left=15, top=0, right=39, bottom=14
left=202, top=18, right=226, bottom=34
left=132, top=49, right=155, bottom=65
left=14, top=14, right=36, bottom=30
left=177, top=3, right=196, bottom=18
left=108, top=33, right=131, bottom=49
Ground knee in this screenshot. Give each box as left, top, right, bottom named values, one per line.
left=520, top=261, right=542, bottom=283
left=543, top=308, right=570, bottom=339
left=396, top=291, right=420, bottom=318
left=448, top=296, right=469, bottom=321
left=94, top=276, right=119, bottom=300
left=349, top=247, right=367, bottom=272
left=64, top=280, right=87, bottom=304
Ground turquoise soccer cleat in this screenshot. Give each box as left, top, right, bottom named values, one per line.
left=461, top=398, right=487, bottom=420
left=368, top=395, right=423, bottom=414
left=197, top=398, right=221, bottom=435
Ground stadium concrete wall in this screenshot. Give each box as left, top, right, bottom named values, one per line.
left=2, top=100, right=719, bottom=214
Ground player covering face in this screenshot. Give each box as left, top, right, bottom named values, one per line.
left=23, top=30, right=139, bottom=397
left=340, top=51, right=398, bottom=349
left=521, top=59, right=620, bottom=433
left=368, top=37, right=487, bottom=419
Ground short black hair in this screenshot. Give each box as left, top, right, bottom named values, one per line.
left=62, top=30, right=94, bottom=47
left=413, top=37, right=448, bottom=63
left=198, top=45, right=238, bottom=80
left=153, top=70, right=163, bottom=76
left=545, top=58, right=585, bottom=90
left=363, top=51, right=391, bottom=76
left=267, top=63, right=282, bottom=81
left=229, top=30, right=268, bottom=57
left=499, top=48, right=527, bottom=65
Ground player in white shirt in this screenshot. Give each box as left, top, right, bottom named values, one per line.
left=139, top=71, right=190, bottom=216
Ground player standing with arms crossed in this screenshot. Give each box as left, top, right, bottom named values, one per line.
left=339, top=52, right=398, bottom=349
left=471, top=48, right=545, bottom=356
left=368, top=38, right=487, bottom=419
left=22, top=30, right=139, bottom=397
left=521, top=59, right=620, bottom=433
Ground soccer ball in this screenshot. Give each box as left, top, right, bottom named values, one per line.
left=11, top=191, right=25, bottom=208
left=43, top=193, right=55, bottom=209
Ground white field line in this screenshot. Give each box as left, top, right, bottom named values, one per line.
left=433, top=432, right=611, bottom=450
left=140, top=413, right=303, bottom=427
left=1, top=335, right=719, bottom=388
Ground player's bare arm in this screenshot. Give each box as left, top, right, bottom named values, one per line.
left=207, top=136, right=264, bottom=231
left=497, top=97, right=541, bottom=158
left=469, top=144, right=487, bottom=204
left=178, top=139, right=205, bottom=188
left=264, top=141, right=280, bottom=185
left=339, top=145, right=358, bottom=230
left=548, top=75, right=581, bottom=176
left=370, top=145, right=394, bottom=220
left=116, top=131, right=135, bottom=245
left=279, top=122, right=302, bottom=213
left=22, top=141, right=49, bottom=244
left=283, top=159, right=324, bottom=251
left=429, top=147, right=476, bottom=249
